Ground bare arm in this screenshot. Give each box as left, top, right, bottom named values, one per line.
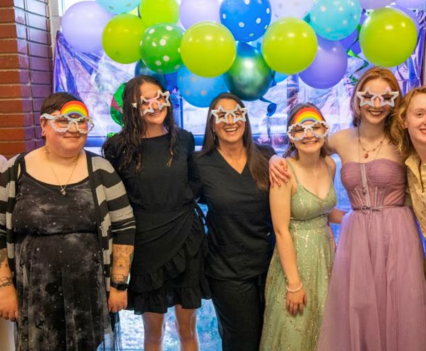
left=269, top=155, right=292, bottom=187
left=270, top=175, right=307, bottom=316
left=0, top=249, right=18, bottom=321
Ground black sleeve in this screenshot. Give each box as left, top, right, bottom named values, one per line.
left=188, top=153, right=203, bottom=201
left=102, top=135, right=123, bottom=173
left=256, top=144, right=276, bottom=159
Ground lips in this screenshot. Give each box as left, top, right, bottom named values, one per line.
left=367, top=109, right=386, bottom=117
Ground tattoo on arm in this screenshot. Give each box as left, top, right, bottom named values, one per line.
left=111, top=274, right=128, bottom=283
left=0, top=276, right=13, bottom=288
left=112, top=245, right=133, bottom=283
left=0, top=249, right=7, bottom=270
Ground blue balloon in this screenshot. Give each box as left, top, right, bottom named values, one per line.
left=96, top=0, right=140, bottom=15
left=220, top=0, right=272, bottom=42
left=177, top=66, right=228, bottom=108
left=311, top=0, right=362, bottom=41
left=134, top=60, right=166, bottom=86
left=274, top=72, right=288, bottom=83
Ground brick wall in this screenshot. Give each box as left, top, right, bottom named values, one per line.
left=0, top=0, right=52, bottom=158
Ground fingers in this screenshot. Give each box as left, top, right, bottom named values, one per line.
left=270, top=172, right=282, bottom=188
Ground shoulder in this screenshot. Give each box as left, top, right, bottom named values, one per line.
left=255, top=143, right=276, bottom=159
left=328, top=128, right=354, bottom=150
left=87, top=151, right=116, bottom=174
left=102, top=133, right=124, bottom=155
left=325, top=156, right=336, bottom=174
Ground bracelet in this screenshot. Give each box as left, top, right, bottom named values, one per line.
left=286, top=282, right=303, bottom=293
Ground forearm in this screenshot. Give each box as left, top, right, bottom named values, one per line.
left=111, top=244, right=134, bottom=283
left=0, top=249, right=13, bottom=289
left=275, top=230, right=301, bottom=287
left=328, top=208, right=346, bottom=224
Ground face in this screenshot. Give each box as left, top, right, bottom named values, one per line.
left=404, top=93, right=426, bottom=149
left=41, top=110, right=88, bottom=156
left=358, top=78, right=396, bottom=125
left=138, top=82, right=169, bottom=128
left=211, top=99, right=246, bottom=146
left=290, top=121, right=326, bottom=154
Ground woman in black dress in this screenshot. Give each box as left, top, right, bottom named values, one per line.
left=103, top=76, right=209, bottom=351
left=190, top=93, right=275, bottom=351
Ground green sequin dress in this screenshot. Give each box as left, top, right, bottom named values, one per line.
left=260, top=162, right=336, bottom=351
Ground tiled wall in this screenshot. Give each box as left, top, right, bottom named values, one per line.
left=0, top=0, right=53, bottom=158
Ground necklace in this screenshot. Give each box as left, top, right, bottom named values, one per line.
left=46, top=150, right=80, bottom=196
left=357, top=127, right=386, bottom=159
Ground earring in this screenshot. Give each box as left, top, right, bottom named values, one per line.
left=290, top=143, right=295, bottom=149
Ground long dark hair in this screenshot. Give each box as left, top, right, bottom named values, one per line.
left=102, top=75, right=178, bottom=172
left=284, top=103, right=331, bottom=159
left=199, top=93, right=270, bottom=192
left=350, top=67, right=401, bottom=145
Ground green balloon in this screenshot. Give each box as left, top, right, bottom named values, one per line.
left=360, top=8, right=417, bottom=67
left=181, top=21, right=236, bottom=78
left=102, top=14, right=146, bottom=64
left=110, top=83, right=126, bottom=127
left=225, top=43, right=272, bottom=101
left=140, top=0, right=179, bottom=27
left=140, top=23, right=184, bottom=74
left=262, top=17, right=317, bottom=75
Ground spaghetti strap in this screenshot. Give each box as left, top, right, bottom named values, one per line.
left=286, top=160, right=299, bottom=184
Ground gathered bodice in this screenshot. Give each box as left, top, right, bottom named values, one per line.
left=341, top=159, right=406, bottom=210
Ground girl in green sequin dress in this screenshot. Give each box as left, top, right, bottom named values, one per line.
left=260, top=104, right=344, bottom=351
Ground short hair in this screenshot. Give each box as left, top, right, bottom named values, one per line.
left=40, top=92, right=82, bottom=115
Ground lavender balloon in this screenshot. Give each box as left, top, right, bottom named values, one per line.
left=395, top=0, right=426, bottom=7
left=62, top=1, right=113, bottom=53
left=180, top=0, right=221, bottom=30
left=299, top=37, right=348, bottom=89
left=359, top=0, right=392, bottom=9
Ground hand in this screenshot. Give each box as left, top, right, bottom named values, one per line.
left=0, top=282, right=19, bottom=321
left=269, top=155, right=291, bottom=187
left=108, top=288, right=127, bottom=313
left=286, top=287, right=307, bottom=317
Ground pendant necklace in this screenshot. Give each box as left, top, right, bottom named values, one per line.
left=357, top=127, right=386, bottom=159
left=46, top=150, right=80, bottom=196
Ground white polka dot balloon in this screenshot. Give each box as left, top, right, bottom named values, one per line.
left=270, top=0, right=314, bottom=21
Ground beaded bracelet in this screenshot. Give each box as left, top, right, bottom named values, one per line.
left=286, top=282, right=303, bottom=293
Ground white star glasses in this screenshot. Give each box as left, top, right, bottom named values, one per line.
left=356, top=87, right=399, bottom=107
left=212, top=104, right=248, bottom=124
left=132, top=90, right=171, bottom=115
left=41, top=114, right=94, bottom=134
left=287, top=121, right=330, bottom=141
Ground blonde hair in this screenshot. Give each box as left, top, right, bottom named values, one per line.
left=351, top=67, right=402, bottom=145
left=393, top=86, right=426, bottom=160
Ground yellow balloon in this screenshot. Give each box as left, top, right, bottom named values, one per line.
left=360, top=8, right=417, bottom=67
left=140, top=0, right=179, bottom=27
left=180, top=21, right=237, bottom=78
left=262, top=18, right=318, bottom=75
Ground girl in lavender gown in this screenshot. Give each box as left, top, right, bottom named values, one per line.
left=315, top=68, right=426, bottom=351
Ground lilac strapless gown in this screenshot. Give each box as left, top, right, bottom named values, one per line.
left=317, top=159, right=426, bottom=351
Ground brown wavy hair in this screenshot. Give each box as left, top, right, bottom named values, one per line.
left=102, top=75, right=178, bottom=172
left=393, top=86, right=426, bottom=160
left=198, top=93, right=270, bottom=192
left=284, top=103, right=331, bottom=159
left=351, top=67, right=402, bottom=145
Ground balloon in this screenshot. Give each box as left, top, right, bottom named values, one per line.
left=224, top=43, right=272, bottom=101
left=274, top=72, right=288, bottom=83
left=62, top=2, right=113, bottom=54
left=111, top=83, right=126, bottom=127
left=180, top=0, right=221, bottom=30
left=395, top=0, right=426, bottom=8
left=220, top=0, right=272, bottom=42
left=102, top=14, right=146, bottom=64
left=96, top=0, right=140, bottom=14
left=140, top=24, right=184, bottom=74
left=177, top=66, right=228, bottom=107
left=262, top=17, right=317, bottom=75
left=299, top=37, right=348, bottom=89
left=311, top=0, right=362, bottom=41
left=134, top=60, right=167, bottom=86
left=359, top=0, right=392, bottom=9
left=360, top=8, right=417, bottom=67
left=270, top=0, right=313, bottom=21
left=140, top=0, right=179, bottom=27
left=339, top=11, right=366, bottom=52
left=180, top=21, right=237, bottom=77
left=391, top=5, right=420, bottom=34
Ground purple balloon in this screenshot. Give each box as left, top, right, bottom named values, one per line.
left=62, top=1, right=113, bottom=54
left=299, top=38, right=348, bottom=89
left=395, top=0, right=426, bottom=7
left=359, top=0, right=392, bottom=9
left=180, top=0, right=221, bottom=30
left=391, top=5, right=420, bottom=34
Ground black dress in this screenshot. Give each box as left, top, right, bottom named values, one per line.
left=104, top=129, right=209, bottom=314
left=12, top=164, right=111, bottom=351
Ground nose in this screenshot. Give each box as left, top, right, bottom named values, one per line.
left=151, top=101, right=159, bottom=110
left=69, top=121, right=78, bottom=132
left=305, top=128, right=314, bottom=137
left=373, top=96, right=381, bottom=108
left=226, top=114, right=235, bottom=124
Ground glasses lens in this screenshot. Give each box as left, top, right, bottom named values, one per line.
left=290, top=126, right=305, bottom=138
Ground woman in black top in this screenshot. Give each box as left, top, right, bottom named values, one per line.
left=103, top=76, right=209, bottom=351
left=190, top=93, right=275, bottom=351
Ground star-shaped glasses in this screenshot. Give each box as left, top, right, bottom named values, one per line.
left=356, top=87, right=399, bottom=107
left=287, top=121, right=330, bottom=141
left=132, top=90, right=171, bottom=115
left=212, top=104, right=248, bottom=124
left=41, top=114, right=94, bottom=134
